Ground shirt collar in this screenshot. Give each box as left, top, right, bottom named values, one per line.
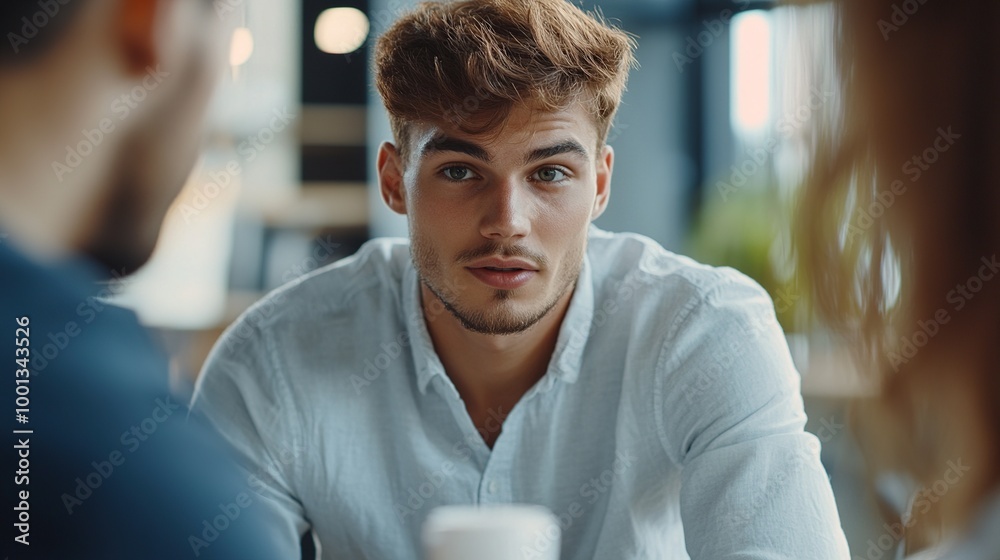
left=403, top=251, right=595, bottom=395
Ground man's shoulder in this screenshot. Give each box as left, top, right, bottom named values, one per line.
left=283, top=235, right=411, bottom=298
left=587, top=227, right=770, bottom=326
left=231, top=237, right=411, bottom=333
left=1, top=248, right=281, bottom=559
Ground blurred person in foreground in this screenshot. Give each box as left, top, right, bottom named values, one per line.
left=191, top=0, right=850, bottom=557
left=0, top=0, right=283, bottom=558
left=798, top=0, right=1000, bottom=558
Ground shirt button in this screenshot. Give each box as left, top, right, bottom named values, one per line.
left=487, top=480, right=498, bottom=494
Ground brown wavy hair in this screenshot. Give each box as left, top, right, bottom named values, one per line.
left=373, top=0, right=636, bottom=161
left=796, top=0, right=1000, bottom=546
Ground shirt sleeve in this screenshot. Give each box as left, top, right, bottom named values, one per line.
left=654, top=274, right=850, bottom=559
left=190, top=315, right=310, bottom=558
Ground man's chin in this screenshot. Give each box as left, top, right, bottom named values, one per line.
left=81, top=232, right=157, bottom=278
left=90, top=250, right=151, bottom=279
left=453, top=294, right=562, bottom=335
left=457, top=313, right=539, bottom=336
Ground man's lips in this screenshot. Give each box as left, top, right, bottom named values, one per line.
left=465, top=257, right=539, bottom=271
left=465, top=267, right=537, bottom=290
left=462, top=257, right=541, bottom=289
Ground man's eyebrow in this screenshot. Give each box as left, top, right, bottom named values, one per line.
left=523, top=140, right=590, bottom=165
left=421, top=135, right=492, bottom=162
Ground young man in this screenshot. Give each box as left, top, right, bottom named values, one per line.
left=192, top=0, right=850, bottom=557
left=1, top=0, right=282, bottom=557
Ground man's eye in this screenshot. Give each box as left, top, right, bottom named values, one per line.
left=443, top=166, right=476, bottom=181
left=535, top=167, right=567, bottom=182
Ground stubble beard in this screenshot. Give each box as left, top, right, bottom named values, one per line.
left=411, top=233, right=584, bottom=336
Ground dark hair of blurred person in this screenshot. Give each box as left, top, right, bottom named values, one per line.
left=797, top=0, right=1000, bottom=555
left=0, top=0, right=283, bottom=558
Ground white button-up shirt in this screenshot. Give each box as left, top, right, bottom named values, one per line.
left=191, top=226, right=850, bottom=559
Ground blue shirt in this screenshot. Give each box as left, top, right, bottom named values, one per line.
left=1, top=241, right=284, bottom=559
left=191, top=226, right=850, bottom=559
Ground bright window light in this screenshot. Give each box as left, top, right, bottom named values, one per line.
left=730, top=10, right=773, bottom=138
left=315, top=7, right=370, bottom=55
left=230, top=27, right=254, bottom=67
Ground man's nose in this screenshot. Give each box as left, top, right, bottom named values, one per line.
left=479, top=179, right=531, bottom=240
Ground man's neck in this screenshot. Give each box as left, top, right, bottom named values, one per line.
left=421, top=283, right=575, bottom=446
left=0, top=182, right=79, bottom=262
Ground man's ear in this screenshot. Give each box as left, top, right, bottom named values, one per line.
left=592, top=144, right=613, bottom=220
left=378, top=142, right=407, bottom=215
left=117, top=0, right=162, bottom=75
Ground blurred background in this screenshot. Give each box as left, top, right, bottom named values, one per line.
left=115, top=0, right=889, bottom=555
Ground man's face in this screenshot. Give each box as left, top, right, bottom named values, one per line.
left=381, top=102, right=613, bottom=335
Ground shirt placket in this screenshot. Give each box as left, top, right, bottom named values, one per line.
left=429, top=373, right=522, bottom=505
left=477, top=410, right=519, bottom=505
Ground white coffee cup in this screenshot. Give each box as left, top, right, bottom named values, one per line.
left=422, top=504, right=561, bottom=560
